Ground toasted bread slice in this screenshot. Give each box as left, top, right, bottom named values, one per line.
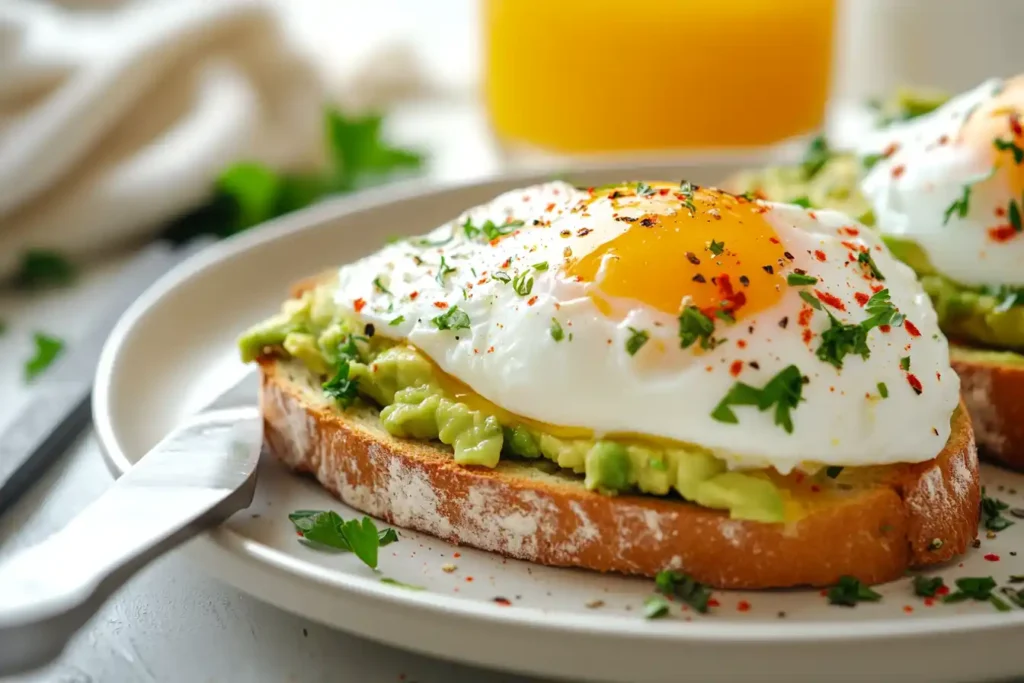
left=951, top=345, right=1024, bottom=471
left=259, top=355, right=980, bottom=589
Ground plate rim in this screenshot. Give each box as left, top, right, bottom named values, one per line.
left=93, top=163, right=1024, bottom=646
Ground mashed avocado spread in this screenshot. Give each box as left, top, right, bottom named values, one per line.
left=239, top=283, right=786, bottom=523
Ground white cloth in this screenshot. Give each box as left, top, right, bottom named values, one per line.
left=0, top=0, right=325, bottom=278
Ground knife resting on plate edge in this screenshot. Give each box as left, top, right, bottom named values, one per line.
left=0, top=370, right=263, bottom=677
left=0, top=238, right=214, bottom=516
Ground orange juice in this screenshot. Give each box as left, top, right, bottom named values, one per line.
left=483, top=0, right=837, bottom=153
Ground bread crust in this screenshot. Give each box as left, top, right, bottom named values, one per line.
left=258, top=357, right=980, bottom=589
left=951, top=346, right=1024, bottom=472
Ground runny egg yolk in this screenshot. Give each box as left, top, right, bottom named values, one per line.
left=566, top=184, right=787, bottom=322
left=961, top=76, right=1024, bottom=215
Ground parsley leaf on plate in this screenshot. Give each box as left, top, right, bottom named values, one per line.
left=827, top=575, right=882, bottom=606
left=643, top=595, right=671, bottom=619
left=654, top=570, right=712, bottom=613
left=14, top=250, right=76, bottom=290
left=24, top=332, right=64, bottom=381
left=289, top=509, right=398, bottom=570
left=913, top=575, right=945, bottom=597
left=942, top=576, right=1010, bottom=611
left=981, top=489, right=1014, bottom=531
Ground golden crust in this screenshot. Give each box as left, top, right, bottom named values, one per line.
left=258, top=357, right=980, bottom=589
left=951, top=347, right=1024, bottom=472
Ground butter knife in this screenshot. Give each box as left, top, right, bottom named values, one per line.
left=0, top=238, right=213, bottom=515
left=0, top=371, right=262, bottom=676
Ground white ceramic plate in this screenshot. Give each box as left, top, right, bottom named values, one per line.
left=95, top=164, right=1024, bottom=683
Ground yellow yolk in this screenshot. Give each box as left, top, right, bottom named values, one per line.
left=961, top=76, right=1024, bottom=206
left=566, top=185, right=787, bottom=321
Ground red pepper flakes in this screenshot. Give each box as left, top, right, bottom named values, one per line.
left=810, top=484, right=821, bottom=493
left=841, top=240, right=860, bottom=252
left=798, top=307, right=813, bottom=327
left=924, top=597, right=936, bottom=607
left=870, top=283, right=885, bottom=293
left=493, top=597, right=511, bottom=606
left=737, top=339, right=747, bottom=349
left=527, top=295, right=539, bottom=306
left=814, top=250, right=827, bottom=262
left=522, top=195, right=531, bottom=201
left=487, top=346, right=495, bottom=353
left=465, top=576, right=474, bottom=582
left=1012, top=112, right=1023, bottom=137
left=802, top=329, right=813, bottom=344
left=737, top=600, right=751, bottom=612
left=707, top=598, right=720, bottom=608
left=706, top=274, right=747, bottom=318
left=882, top=142, right=900, bottom=158
left=903, top=605, right=914, bottom=614
left=545, top=202, right=556, bottom=212
left=729, top=360, right=743, bottom=377
left=989, top=225, right=1018, bottom=242
left=795, top=472, right=806, bottom=484
left=501, top=258, right=512, bottom=268
left=937, top=134, right=950, bottom=146
left=434, top=301, right=449, bottom=309
left=936, top=371, right=942, bottom=381
left=410, top=291, right=420, bottom=300
left=891, top=164, right=906, bottom=179
left=996, top=206, right=1007, bottom=217
left=905, top=321, right=921, bottom=337
left=985, top=553, right=1000, bottom=562
left=907, top=374, right=923, bottom=395
left=353, top=298, right=367, bottom=312
left=854, top=292, right=870, bottom=306
left=819, top=589, right=828, bottom=597
left=815, top=290, right=846, bottom=311
left=936, top=585, right=950, bottom=596
left=841, top=226, right=860, bottom=237
left=658, top=187, right=671, bottom=195
left=769, top=237, right=780, bottom=244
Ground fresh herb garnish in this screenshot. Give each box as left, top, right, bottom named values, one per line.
left=913, top=575, right=945, bottom=597
left=626, top=327, right=650, bottom=356
left=1009, top=196, right=1023, bottom=233
left=373, top=276, right=392, bottom=294
left=877, top=381, right=889, bottom=398
left=431, top=306, right=471, bottom=331
left=995, top=137, right=1024, bottom=164
left=715, top=309, right=735, bottom=323
left=790, top=196, right=813, bottom=209
left=816, top=311, right=870, bottom=369
left=900, top=356, right=911, bottom=371
left=323, top=358, right=359, bottom=407
left=288, top=510, right=398, bottom=569
left=857, top=250, right=885, bottom=280
left=711, top=364, right=804, bottom=434
left=654, top=570, right=713, bottom=614
left=944, top=185, right=972, bottom=224
left=802, top=135, right=832, bottom=180
left=708, top=239, right=725, bottom=256
left=943, top=576, right=1009, bottom=611
left=14, top=250, right=77, bottom=289
left=827, top=575, right=882, bottom=606
left=643, top=595, right=671, bottom=619
left=799, top=290, right=822, bottom=310
left=982, top=490, right=1015, bottom=531
left=462, top=218, right=525, bottom=242
left=436, top=255, right=456, bottom=287
left=863, top=289, right=905, bottom=328
left=492, top=271, right=511, bottom=284
left=389, top=315, right=405, bottom=326
left=862, top=153, right=884, bottom=172
left=24, top=332, right=64, bottom=381
left=533, top=261, right=549, bottom=272
left=825, top=466, right=843, bottom=478
left=678, top=306, right=716, bottom=350
left=786, top=273, right=818, bottom=286
left=414, top=230, right=455, bottom=248
left=636, top=181, right=656, bottom=197
left=511, top=270, right=534, bottom=296
left=550, top=318, right=565, bottom=342
left=1000, top=586, right=1024, bottom=609
left=380, top=578, right=425, bottom=590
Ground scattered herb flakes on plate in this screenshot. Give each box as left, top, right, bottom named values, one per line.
left=827, top=576, right=882, bottom=607
left=24, top=332, right=65, bottom=381
left=288, top=509, right=398, bottom=570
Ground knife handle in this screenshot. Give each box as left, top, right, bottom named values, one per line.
left=0, top=407, right=261, bottom=676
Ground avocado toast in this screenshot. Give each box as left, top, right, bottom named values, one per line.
left=727, top=79, right=1024, bottom=472
left=240, top=181, right=979, bottom=589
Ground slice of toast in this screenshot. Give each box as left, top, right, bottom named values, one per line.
left=259, top=356, right=980, bottom=589
left=951, top=345, right=1024, bottom=471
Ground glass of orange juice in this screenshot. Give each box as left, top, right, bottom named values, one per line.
left=483, top=0, right=837, bottom=156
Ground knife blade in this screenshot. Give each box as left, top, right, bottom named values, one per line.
left=0, top=238, right=214, bottom=516
left=0, top=370, right=262, bottom=676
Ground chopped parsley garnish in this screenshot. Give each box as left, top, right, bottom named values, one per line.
left=373, top=276, right=391, bottom=294
left=677, top=306, right=716, bottom=350
left=857, top=250, right=885, bottom=280
left=389, top=315, right=405, bottom=326
left=436, top=255, right=456, bottom=287
left=913, top=576, right=945, bottom=598
left=943, top=185, right=972, bottom=224
left=431, top=306, right=471, bottom=331
left=943, top=576, right=1009, bottom=611
left=643, top=595, right=671, bottom=619
left=739, top=190, right=759, bottom=201
left=786, top=273, right=818, bottom=286
left=825, top=466, right=843, bottom=478
left=550, top=318, right=565, bottom=342
left=711, top=364, right=804, bottom=434
left=708, top=239, right=725, bottom=256
left=862, top=153, right=884, bottom=172
left=625, top=327, right=650, bottom=356
left=900, top=356, right=911, bottom=371
left=827, top=575, right=882, bottom=607
left=995, top=137, right=1024, bottom=164
left=636, top=181, right=656, bottom=197
left=790, top=196, right=813, bottom=209
left=511, top=270, right=534, bottom=296
left=982, top=489, right=1014, bottom=531
left=1009, top=196, right=1023, bottom=233
left=715, top=309, right=735, bottom=323
left=288, top=509, right=398, bottom=569
left=323, top=358, right=359, bottom=407
left=533, top=261, right=549, bottom=272
left=801, top=134, right=832, bottom=180
left=877, top=381, right=889, bottom=398
left=863, top=289, right=905, bottom=328
left=679, top=181, right=697, bottom=212
left=492, top=271, right=511, bottom=284
left=1001, top=586, right=1024, bottom=609
left=799, top=290, right=822, bottom=310
left=414, top=230, right=454, bottom=248
left=817, top=311, right=869, bottom=369
left=654, top=570, right=712, bottom=614
left=24, top=332, right=64, bottom=381
left=462, top=218, right=524, bottom=241
left=380, top=578, right=425, bottom=590
left=15, top=249, right=77, bottom=289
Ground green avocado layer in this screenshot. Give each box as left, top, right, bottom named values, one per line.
left=730, top=154, right=1024, bottom=353
left=239, top=284, right=785, bottom=523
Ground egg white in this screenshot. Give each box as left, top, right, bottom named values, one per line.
left=335, top=182, right=958, bottom=473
